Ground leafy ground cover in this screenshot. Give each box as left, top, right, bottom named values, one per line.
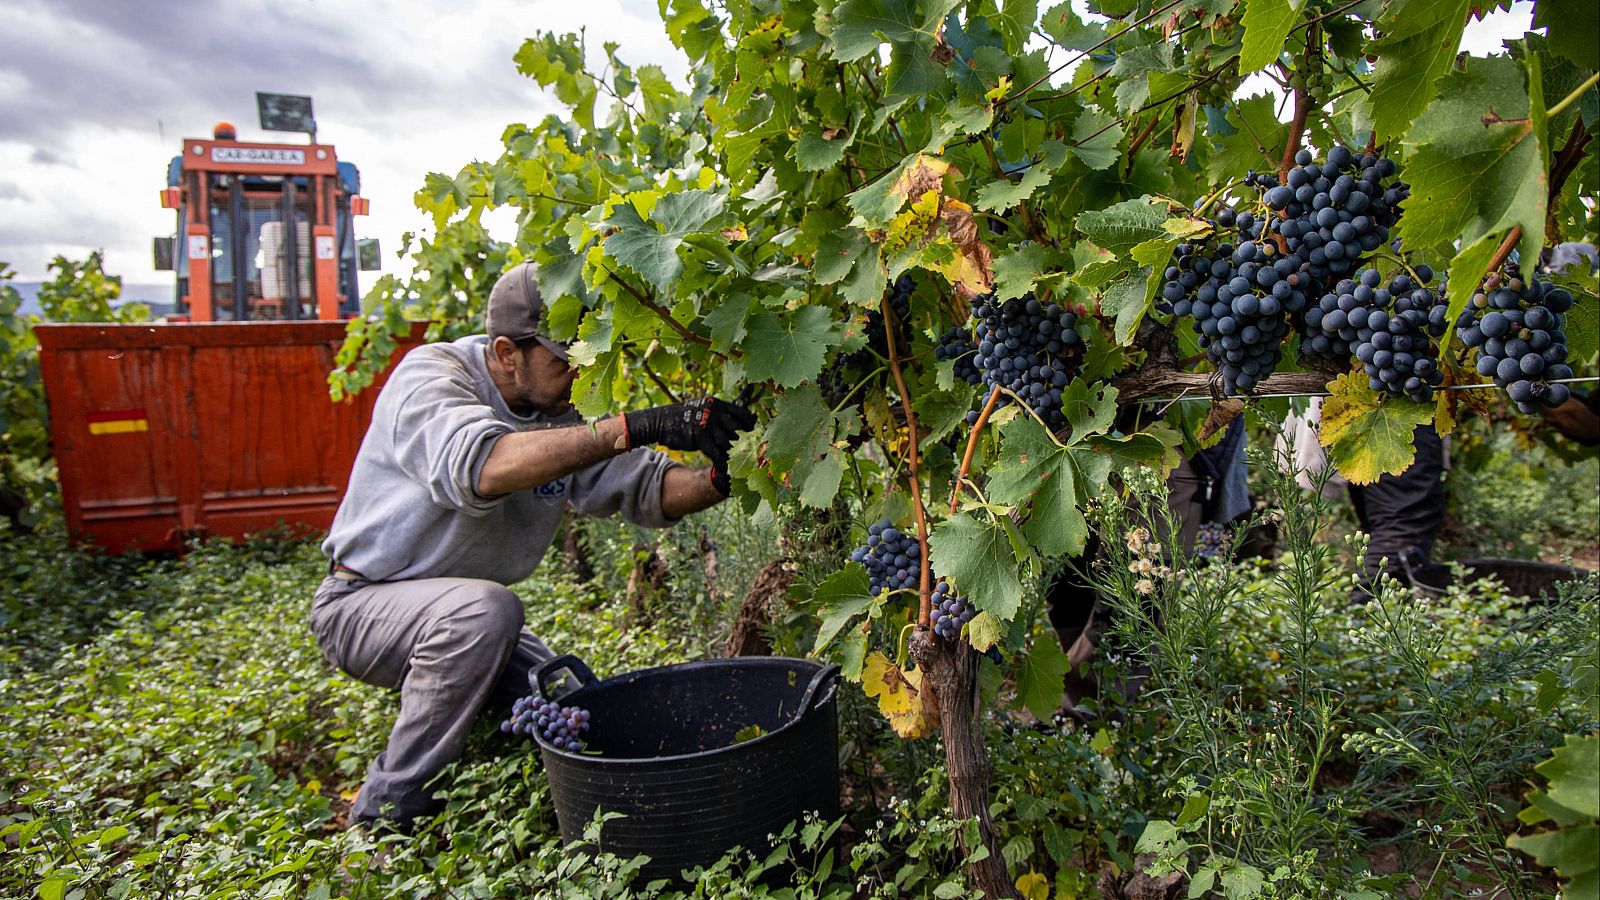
left=1, top=463, right=1595, bottom=899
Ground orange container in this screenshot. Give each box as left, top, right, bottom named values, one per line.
left=35, top=321, right=426, bottom=553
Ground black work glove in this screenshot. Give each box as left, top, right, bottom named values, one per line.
left=623, top=397, right=757, bottom=468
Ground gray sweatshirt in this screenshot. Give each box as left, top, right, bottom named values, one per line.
left=322, top=334, right=680, bottom=584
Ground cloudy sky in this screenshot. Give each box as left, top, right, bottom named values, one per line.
left=0, top=0, right=1533, bottom=294
left=0, top=0, right=687, bottom=292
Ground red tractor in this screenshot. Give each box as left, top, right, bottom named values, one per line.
left=36, top=100, right=422, bottom=553
left=155, top=117, right=375, bottom=321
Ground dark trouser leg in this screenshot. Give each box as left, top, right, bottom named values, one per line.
left=1346, top=423, right=1446, bottom=599
left=308, top=576, right=552, bottom=825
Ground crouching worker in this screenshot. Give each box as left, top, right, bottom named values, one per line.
left=311, top=262, right=755, bottom=831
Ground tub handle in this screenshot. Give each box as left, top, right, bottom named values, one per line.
left=797, top=663, right=840, bottom=716
left=531, top=654, right=597, bottom=702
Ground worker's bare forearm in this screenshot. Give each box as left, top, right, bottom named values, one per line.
left=477, top=417, right=628, bottom=497
left=660, top=466, right=726, bottom=519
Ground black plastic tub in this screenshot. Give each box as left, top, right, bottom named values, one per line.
left=529, top=654, right=841, bottom=883
left=1412, top=558, right=1595, bottom=602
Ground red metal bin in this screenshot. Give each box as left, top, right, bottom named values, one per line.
left=35, top=321, right=425, bottom=553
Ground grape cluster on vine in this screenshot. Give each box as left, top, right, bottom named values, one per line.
left=964, top=294, right=1083, bottom=427
left=849, top=520, right=922, bottom=597
left=1308, top=266, right=1449, bottom=403
left=1165, top=237, right=1302, bottom=394
left=1161, top=146, right=1413, bottom=395
left=502, top=692, right=591, bottom=752
left=930, top=580, right=975, bottom=640
left=1458, top=269, right=1575, bottom=413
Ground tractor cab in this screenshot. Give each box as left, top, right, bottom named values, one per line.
left=155, top=118, right=378, bottom=321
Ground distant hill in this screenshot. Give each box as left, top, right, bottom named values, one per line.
left=9, top=282, right=177, bottom=318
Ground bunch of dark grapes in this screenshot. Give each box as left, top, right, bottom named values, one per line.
left=822, top=275, right=915, bottom=405
left=930, top=580, right=975, bottom=639
left=502, top=692, right=591, bottom=752
left=965, top=294, right=1083, bottom=427
left=1251, top=146, right=1410, bottom=290
left=1164, top=237, right=1302, bottom=394
left=1308, top=266, right=1449, bottom=402
left=849, top=520, right=922, bottom=597
left=1457, top=270, right=1575, bottom=412
left=1164, top=145, right=1412, bottom=393
left=935, top=325, right=982, bottom=385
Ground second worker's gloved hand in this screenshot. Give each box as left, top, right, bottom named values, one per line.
left=623, top=398, right=758, bottom=463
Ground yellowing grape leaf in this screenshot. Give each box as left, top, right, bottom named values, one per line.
left=1318, top=372, right=1435, bottom=484
left=848, top=154, right=955, bottom=228
left=861, top=651, right=940, bottom=738
left=935, top=198, right=996, bottom=299
left=964, top=611, right=1004, bottom=651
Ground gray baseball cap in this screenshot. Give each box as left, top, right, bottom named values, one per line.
left=486, top=262, right=570, bottom=361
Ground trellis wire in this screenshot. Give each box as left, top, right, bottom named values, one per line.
left=1132, top=376, right=1600, bottom=405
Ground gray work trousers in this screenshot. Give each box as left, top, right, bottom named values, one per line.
left=309, top=574, right=555, bottom=825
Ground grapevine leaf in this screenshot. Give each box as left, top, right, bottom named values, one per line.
left=993, top=244, right=1055, bottom=301
left=1075, top=198, right=1169, bottom=257
left=743, top=306, right=843, bottom=387
left=603, top=189, right=727, bottom=292
left=764, top=384, right=834, bottom=469
left=1508, top=828, right=1600, bottom=892
left=1318, top=372, right=1434, bottom=485
left=572, top=346, right=626, bottom=418
left=930, top=512, right=1026, bottom=621
left=801, top=453, right=847, bottom=507
left=1206, top=95, right=1289, bottom=184
left=1109, top=43, right=1176, bottom=113
left=927, top=100, right=996, bottom=149
left=1101, top=270, right=1153, bottom=346
left=918, top=385, right=980, bottom=446
left=976, top=141, right=1069, bottom=212
left=835, top=630, right=869, bottom=680
left=1508, top=735, right=1600, bottom=893
left=1395, top=55, right=1547, bottom=263
left=1092, top=426, right=1183, bottom=475
left=987, top=415, right=1091, bottom=557
left=1365, top=0, right=1473, bottom=142
left=1039, top=1, right=1104, bottom=48
left=885, top=45, right=951, bottom=99
left=841, top=242, right=889, bottom=306
left=1060, top=377, right=1118, bottom=438
left=1220, top=864, right=1266, bottom=899
left=1073, top=257, right=1130, bottom=290
left=1068, top=110, right=1123, bottom=171
left=796, top=130, right=856, bottom=172
left=1533, top=0, right=1600, bottom=70
left=703, top=295, right=753, bottom=353
left=994, top=0, right=1038, bottom=53
left=1239, top=0, right=1298, bottom=73
left=828, top=0, right=961, bottom=61
left=1562, top=284, right=1598, bottom=366
left=815, top=230, right=871, bottom=285
left=1017, top=637, right=1073, bottom=720
left=1536, top=733, right=1600, bottom=821
left=813, top=565, right=875, bottom=653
